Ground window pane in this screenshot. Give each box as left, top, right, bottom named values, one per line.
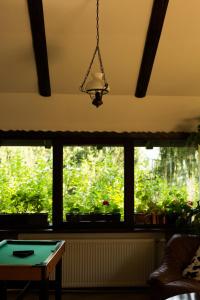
left=0, top=146, right=52, bottom=221
left=134, top=147, right=199, bottom=224
left=63, top=146, right=124, bottom=221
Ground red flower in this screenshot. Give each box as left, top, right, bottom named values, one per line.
left=102, top=200, right=109, bottom=206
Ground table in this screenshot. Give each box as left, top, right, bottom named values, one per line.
left=0, top=239, right=65, bottom=300
left=166, top=293, right=200, bottom=300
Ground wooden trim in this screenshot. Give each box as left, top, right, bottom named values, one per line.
left=135, top=0, right=169, bottom=98
left=124, top=145, right=134, bottom=225
left=0, top=130, right=192, bottom=146
left=53, top=144, right=63, bottom=228
left=27, top=0, right=51, bottom=96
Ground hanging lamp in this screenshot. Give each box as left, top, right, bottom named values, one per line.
left=80, top=0, right=109, bottom=108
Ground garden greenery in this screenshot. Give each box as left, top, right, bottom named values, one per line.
left=0, top=147, right=52, bottom=218
left=0, top=146, right=199, bottom=223
left=63, top=146, right=124, bottom=218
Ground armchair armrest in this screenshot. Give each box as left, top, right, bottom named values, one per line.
left=149, top=234, right=200, bottom=286
left=149, top=261, right=183, bottom=285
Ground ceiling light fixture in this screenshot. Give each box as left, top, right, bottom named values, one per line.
left=80, top=0, right=109, bottom=108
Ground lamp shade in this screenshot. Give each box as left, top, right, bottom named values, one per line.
left=85, top=72, right=109, bottom=95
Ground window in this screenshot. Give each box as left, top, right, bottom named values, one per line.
left=134, top=147, right=199, bottom=225
left=0, top=146, right=52, bottom=221
left=0, top=131, right=199, bottom=231
left=63, top=146, right=124, bottom=222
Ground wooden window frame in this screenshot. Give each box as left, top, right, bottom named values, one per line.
left=0, top=130, right=194, bottom=232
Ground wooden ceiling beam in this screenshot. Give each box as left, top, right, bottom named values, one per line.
left=27, top=0, right=51, bottom=96
left=135, top=0, right=169, bottom=98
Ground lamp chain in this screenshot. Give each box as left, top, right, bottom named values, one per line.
left=96, top=0, right=100, bottom=46
left=80, top=0, right=108, bottom=92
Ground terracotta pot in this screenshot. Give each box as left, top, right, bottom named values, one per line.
left=134, top=213, right=152, bottom=224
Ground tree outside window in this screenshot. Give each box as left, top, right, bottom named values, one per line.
left=134, top=147, right=199, bottom=225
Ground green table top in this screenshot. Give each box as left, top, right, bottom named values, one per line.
left=0, top=240, right=61, bottom=266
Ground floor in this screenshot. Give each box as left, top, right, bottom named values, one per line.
left=7, top=288, right=150, bottom=300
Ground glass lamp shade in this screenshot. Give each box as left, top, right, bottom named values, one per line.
left=84, top=72, right=109, bottom=108
left=85, top=72, right=109, bottom=95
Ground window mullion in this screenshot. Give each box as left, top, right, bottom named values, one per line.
left=124, top=145, right=134, bottom=225
left=52, top=142, right=63, bottom=228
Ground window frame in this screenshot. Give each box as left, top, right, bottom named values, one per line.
left=0, top=130, right=195, bottom=232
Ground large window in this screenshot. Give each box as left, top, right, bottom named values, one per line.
left=0, top=132, right=199, bottom=231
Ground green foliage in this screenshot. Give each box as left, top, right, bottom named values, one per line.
left=0, top=147, right=52, bottom=219
left=63, top=146, right=124, bottom=218
left=134, top=169, right=163, bottom=212
left=134, top=147, right=199, bottom=215
left=0, top=145, right=199, bottom=226
left=0, top=146, right=124, bottom=221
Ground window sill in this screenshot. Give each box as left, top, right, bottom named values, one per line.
left=0, top=223, right=188, bottom=235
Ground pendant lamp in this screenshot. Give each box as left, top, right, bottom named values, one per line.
left=80, top=0, right=109, bottom=108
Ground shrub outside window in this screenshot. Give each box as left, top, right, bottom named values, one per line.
left=134, top=147, right=199, bottom=226
left=0, top=146, right=52, bottom=223
left=0, top=133, right=199, bottom=231
left=63, top=146, right=124, bottom=223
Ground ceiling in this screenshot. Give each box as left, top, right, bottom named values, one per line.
left=0, top=0, right=200, bottom=132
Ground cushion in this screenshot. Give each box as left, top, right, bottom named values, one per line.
left=183, top=246, right=200, bottom=280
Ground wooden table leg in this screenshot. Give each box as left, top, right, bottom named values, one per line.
left=40, top=268, right=49, bottom=300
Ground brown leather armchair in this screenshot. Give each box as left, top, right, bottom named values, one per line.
left=148, top=234, right=200, bottom=300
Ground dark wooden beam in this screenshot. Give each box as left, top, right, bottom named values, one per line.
left=135, top=0, right=169, bottom=98
left=27, top=0, right=51, bottom=96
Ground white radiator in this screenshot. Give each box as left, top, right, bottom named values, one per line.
left=19, top=234, right=156, bottom=288
left=61, top=238, right=155, bottom=288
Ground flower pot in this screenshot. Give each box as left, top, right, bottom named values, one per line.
left=0, top=213, right=49, bottom=229
left=134, top=213, right=152, bottom=224
left=152, top=213, right=166, bottom=225
left=66, top=213, right=89, bottom=223
left=92, top=213, right=121, bottom=222
left=66, top=213, right=121, bottom=223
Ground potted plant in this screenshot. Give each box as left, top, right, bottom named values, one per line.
left=146, top=201, right=166, bottom=225
left=93, top=200, right=121, bottom=222
left=134, top=202, right=152, bottom=224
left=185, top=201, right=200, bottom=233
left=66, top=206, right=88, bottom=223
left=134, top=171, right=162, bottom=225
left=0, top=190, right=50, bottom=229
left=66, top=200, right=121, bottom=223
left=163, top=192, right=193, bottom=227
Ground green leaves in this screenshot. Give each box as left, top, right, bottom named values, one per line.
left=63, top=146, right=124, bottom=217
left=0, top=147, right=52, bottom=219
left=0, top=145, right=198, bottom=225
left=134, top=147, right=199, bottom=215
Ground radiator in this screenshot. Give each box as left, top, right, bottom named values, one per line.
left=19, top=235, right=156, bottom=288
left=61, top=238, right=155, bottom=288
